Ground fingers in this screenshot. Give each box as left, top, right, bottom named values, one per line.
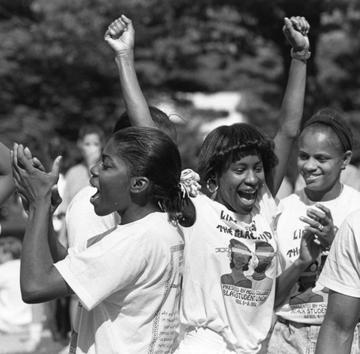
left=13, top=143, right=34, bottom=172
left=107, top=16, right=127, bottom=39
left=283, top=17, right=294, bottom=36
left=120, top=14, right=133, bottom=31
left=24, top=146, right=33, bottom=160
left=314, top=203, right=332, bottom=220
left=50, top=156, right=62, bottom=180
left=32, top=157, right=45, bottom=172
left=284, top=16, right=310, bottom=36
left=289, top=16, right=310, bottom=35
left=300, top=215, right=322, bottom=230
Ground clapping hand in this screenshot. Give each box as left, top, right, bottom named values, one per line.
left=12, top=143, right=62, bottom=212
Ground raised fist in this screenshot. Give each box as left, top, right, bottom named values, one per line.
left=283, top=16, right=310, bottom=52
left=104, top=15, right=135, bottom=56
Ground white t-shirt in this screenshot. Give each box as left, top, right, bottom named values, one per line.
left=0, top=260, right=32, bottom=333
left=318, top=209, right=360, bottom=298
left=276, top=185, right=360, bottom=324
left=180, top=188, right=280, bottom=353
left=55, top=212, right=184, bottom=354
left=66, top=186, right=120, bottom=250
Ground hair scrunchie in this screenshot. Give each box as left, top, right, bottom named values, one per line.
left=179, top=169, right=201, bottom=198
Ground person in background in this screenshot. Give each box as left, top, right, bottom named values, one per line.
left=0, top=237, right=34, bottom=353
left=315, top=209, right=360, bottom=354
left=60, top=124, right=105, bottom=214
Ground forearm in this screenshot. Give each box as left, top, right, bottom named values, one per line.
left=316, top=320, right=354, bottom=354
left=275, top=258, right=310, bottom=308
left=278, top=58, right=307, bottom=138
left=270, top=58, right=306, bottom=194
left=48, top=216, right=68, bottom=262
left=115, top=53, right=155, bottom=128
left=0, top=143, right=15, bottom=204
left=21, top=197, right=57, bottom=302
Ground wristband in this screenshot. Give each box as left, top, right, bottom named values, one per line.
left=291, top=48, right=311, bottom=62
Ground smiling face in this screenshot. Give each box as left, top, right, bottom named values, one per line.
left=90, top=139, right=132, bottom=217
left=298, top=126, right=349, bottom=200
left=216, top=153, right=265, bottom=216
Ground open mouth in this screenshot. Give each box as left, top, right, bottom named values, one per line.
left=238, top=190, right=257, bottom=204
left=90, top=189, right=100, bottom=204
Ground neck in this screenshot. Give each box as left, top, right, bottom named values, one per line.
left=119, top=203, right=159, bottom=225
left=304, top=181, right=343, bottom=202
left=215, top=196, right=253, bottom=224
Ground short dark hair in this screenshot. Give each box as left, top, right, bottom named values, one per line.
left=198, top=123, right=278, bottom=185
left=112, top=106, right=177, bottom=142
left=110, top=127, right=193, bottom=226
left=303, top=108, right=353, bottom=152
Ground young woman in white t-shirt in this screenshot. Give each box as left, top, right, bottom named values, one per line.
left=268, top=109, right=360, bottom=354
left=175, top=17, right=332, bottom=354
left=12, top=127, right=194, bottom=354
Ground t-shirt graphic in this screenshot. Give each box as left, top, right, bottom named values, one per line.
left=220, top=226, right=277, bottom=308
left=288, top=256, right=324, bottom=306
left=181, top=189, right=280, bottom=353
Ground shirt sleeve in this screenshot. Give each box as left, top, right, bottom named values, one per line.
left=318, top=216, right=360, bottom=298
left=54, top=228, right=148, bottom=311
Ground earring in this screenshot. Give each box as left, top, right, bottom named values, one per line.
left=206, top=178, right=218, bottom=194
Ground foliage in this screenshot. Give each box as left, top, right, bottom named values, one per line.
left=0, top=0, right=360, bottom=168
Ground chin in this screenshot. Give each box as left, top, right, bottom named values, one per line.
left=304, top=183, right=324, bottom=192
left=237, top=204, right=255, bottom=214
left=92, top=203, right=109, bottom=216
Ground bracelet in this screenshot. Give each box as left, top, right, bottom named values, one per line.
left=291, top=48, right=311, bottom=62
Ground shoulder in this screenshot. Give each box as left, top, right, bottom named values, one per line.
left=341, top=185, right=360, bottom=202
left=117, top=213, right=182, bottom=245
left=341, top=209, right=360, bottom=235
left=279, top=192, right=302, bottom=209
left=190, top=193, right=218, bottom=218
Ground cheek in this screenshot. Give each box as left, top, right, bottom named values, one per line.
left=257, top=171, right=265, bottom=184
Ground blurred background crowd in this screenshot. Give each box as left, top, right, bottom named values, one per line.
left=1, top=0, right=360, bottom=353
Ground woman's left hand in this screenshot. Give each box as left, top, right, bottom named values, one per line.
left=300, top=204, right=335, bottom=250
left=12, top=143, right=62, bottom=208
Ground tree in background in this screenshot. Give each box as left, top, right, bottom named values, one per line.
left=0, top=0, right=359, bottom=165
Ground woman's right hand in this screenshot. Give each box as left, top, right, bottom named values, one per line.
left=12, top=143, right=61, bottom=209
left=283, top=16, right=310, bottom=52
left=297, top=229, right=322, bottom=267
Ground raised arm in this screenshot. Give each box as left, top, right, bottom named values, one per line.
left=105, top=15, right=155, bottom=128
left=0, top=142, right=15, bottom=204
left=267, top=17, right=310, bottom=195
left=315, top=290, right=360, bottom=354
left=12, top=144, right=71, bottom=303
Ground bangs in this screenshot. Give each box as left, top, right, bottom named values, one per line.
left=230, top=147, right=262, bottom=164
